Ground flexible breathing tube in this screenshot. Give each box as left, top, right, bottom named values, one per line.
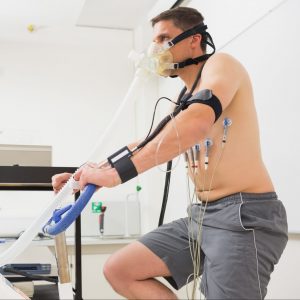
left=0, top=68, right=150, bottom=268
left=43, top=184, right=97, bottom=235
left=41, top=68, right=153, bottom=236
left=0, top=52, right=204, bottom=267
left=44, top=61, right=206, bottom=236
left=0, top=179, right=74, bottom=267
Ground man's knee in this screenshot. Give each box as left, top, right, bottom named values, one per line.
left=103, top=254, right=128, bottom=293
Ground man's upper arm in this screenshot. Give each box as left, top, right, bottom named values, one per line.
left=200, top=53, right=243, bottom=111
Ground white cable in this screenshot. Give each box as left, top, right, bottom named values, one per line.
left=185, top=125, right=229, bottom=299
left=154, top=113, right=182, bottom=173
left=239, top=193, right=263, bottom=300
left=186, top=151, right=206, bottom=299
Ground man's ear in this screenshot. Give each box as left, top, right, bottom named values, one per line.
left=191, top=34, right=202, bottom=48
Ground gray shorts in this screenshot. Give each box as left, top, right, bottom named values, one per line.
left=139, top=192, right=288, bottom=299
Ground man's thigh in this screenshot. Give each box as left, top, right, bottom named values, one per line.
left=200, top=200, right=287, bottom=299
left=105, top=240, right=172, bottom=280
left=139, top=217, right=204, bottom=290
left=201, top=226, right=263, bottom=299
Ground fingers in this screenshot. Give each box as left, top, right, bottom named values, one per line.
left=73, top=165, right=96, bottom=190
left=78, top=169, right=90, bottom=191
left=51, top=161, right=103, bottom=195
left=52, top=172, right=72, bottom=193
left=71, top=162, right=114, bottom=190
left=73, top=169, right=82, bottom=182
left=86, top=162, right=99, bottom=168
left=73, top=168, right=87, bottom=190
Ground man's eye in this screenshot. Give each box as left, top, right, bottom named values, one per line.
left=158, top=36, right=168, bottom=42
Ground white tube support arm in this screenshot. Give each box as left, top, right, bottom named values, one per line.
left=0, top=67, right=151, bottom=268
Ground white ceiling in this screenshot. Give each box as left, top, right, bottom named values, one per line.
left=0, top=0, right=178, bottom=47
left=77, top=0, right=159, bottom=30
left=0, top=0, right=166, bottom=33
left=0, top=0, right=85, bottom=28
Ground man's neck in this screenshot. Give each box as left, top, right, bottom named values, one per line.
left=178, top=61, right=206, bottom=92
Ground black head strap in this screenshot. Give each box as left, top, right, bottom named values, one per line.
left=168, top=24, right=208, bottom=47
left=174, top=32, right=216, bottom=69
left=175, top=54, right=212, bottom=69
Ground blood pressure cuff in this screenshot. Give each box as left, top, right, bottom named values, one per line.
left=181, top=89, right=222, bottom=122
left=107, top=146, right=138, bottom=183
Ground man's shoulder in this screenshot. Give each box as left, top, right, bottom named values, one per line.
left=203, top=52, right=246, bottom=79
left=199, top=52, right=249, bottom=110
left=206, top=52, right=243, bottom=69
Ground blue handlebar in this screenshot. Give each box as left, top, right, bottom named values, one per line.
left=43, top=184, right=97, bottom=236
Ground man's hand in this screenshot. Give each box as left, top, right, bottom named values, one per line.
left=52, top=172, right=72, bottom=194
left=73, top=164, right=121, bottom=190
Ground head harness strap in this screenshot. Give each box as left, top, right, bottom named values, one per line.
left=168, top=24, right=208, bottom=46
left=168, top=26, right=216, bottom=78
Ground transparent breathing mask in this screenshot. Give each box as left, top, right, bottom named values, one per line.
left=144, top=23, right=215, bottom=78
left=146, top=41, right=175, bottom=77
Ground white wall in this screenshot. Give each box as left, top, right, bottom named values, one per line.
left=0, top=26, right=135, bottom=166
left=267, top=234, right=300, bottom=299
left=0, top=9, right=147, bottom=222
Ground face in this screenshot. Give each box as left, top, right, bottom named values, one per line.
left=152, top=20, right=202, bottom=76
left=152, top=20, right=183, bottom=43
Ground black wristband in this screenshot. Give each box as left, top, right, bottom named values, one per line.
left=114, top=156, right=138, bottom=183
left=107, top=146, right=138, bottom=183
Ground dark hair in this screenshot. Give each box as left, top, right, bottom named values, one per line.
left=151, top=7, right=206, bottom=51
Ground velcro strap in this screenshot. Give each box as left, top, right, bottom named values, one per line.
left=114, top=156, right=138, bottom=183
left=107, top=146, right=132, bottom=167
left=171, top=24, right=207, bottom=45
left=177, top=54, right=211, bottom=68
left=107, top=146, right=138, bottom=183
left=182, top=89, right=223, bottom=122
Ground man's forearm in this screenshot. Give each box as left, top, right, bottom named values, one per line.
left=131, top=105, right=213, bottom=174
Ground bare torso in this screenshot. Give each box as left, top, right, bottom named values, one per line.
left=187, top=56, right=274, bottom=202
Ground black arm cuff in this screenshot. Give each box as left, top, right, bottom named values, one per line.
left=107, top=146, right=138, bottom=183
left=181, top=89, right=223, bottom=122
left=114, top=156, right=138, bottom=183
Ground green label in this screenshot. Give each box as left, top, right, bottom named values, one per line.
left=91, top=201, right=102, bottom=213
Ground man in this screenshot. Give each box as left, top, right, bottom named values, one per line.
left=52, top=7, right=288, bottom=299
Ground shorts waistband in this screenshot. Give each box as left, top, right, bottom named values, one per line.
left=201, top=192, right=278, bottom=206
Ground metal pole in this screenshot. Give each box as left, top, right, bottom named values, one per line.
left=74, top=191, right=82, bottom=300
